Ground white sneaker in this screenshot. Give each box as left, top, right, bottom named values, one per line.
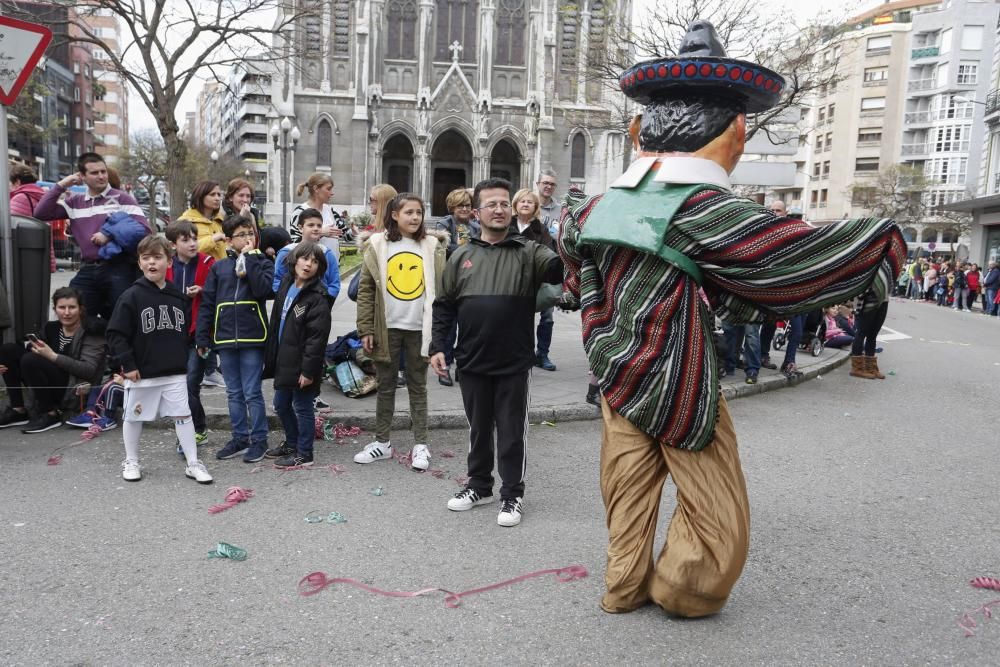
left=201, top=371, right=226, bottom=387
left=447, top=487, right=494, bottom=511
left=410, top=444, right=431, bottom=471
left=122, top=459, right=141, bottom=482
left=497, top=497, right=524, bottom=527
left=353, top=441, right=393, bottom=464
left=184, top=460, right=214, bottom=484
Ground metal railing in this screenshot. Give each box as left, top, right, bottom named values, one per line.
left=904, top=110, right=932, bottom=124
left=907, top=78, right=936, bottom=91
left=986, top=89, right=1000, bottom=115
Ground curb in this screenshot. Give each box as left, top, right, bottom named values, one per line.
left=199, top=350, right=851, bottom=432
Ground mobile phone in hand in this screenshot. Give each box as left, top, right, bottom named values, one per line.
left=26, top=333, right=40, bottom=345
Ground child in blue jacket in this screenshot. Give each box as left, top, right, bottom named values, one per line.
left=196, top=215, right=274, bottom=463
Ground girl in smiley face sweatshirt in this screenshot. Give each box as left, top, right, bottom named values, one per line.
left=354, top=193, right=447, bottom=471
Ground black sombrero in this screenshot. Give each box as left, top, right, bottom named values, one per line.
left=619, top=20, right=785, bottom=114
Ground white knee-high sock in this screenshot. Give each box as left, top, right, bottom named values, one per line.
left=175, top=417, right=198, bottom=465
left=123, top=421, right=142, bottom=461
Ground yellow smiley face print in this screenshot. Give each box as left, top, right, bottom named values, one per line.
left=386, top=251, right=425, bottom=301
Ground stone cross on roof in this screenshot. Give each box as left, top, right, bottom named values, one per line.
left=449, top=41, right=463, bottom=63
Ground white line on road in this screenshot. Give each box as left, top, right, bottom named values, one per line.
left=878, top=326, right=911, bottom=342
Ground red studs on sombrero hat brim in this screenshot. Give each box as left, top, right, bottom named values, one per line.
left=619, top=56, right=785, bottom=114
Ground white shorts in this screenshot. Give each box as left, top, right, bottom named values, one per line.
left=123, top=375, right=190, bottom=422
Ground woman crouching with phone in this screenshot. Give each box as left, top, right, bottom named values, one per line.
left=0, top=287, right=107, bottom=433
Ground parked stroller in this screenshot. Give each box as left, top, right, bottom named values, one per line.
left=771, top=310, right=826, bottom=357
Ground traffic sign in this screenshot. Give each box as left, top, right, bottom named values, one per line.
left=928, top=242, right=937, bottom=250
left=0, top=16, right=52, bottom=106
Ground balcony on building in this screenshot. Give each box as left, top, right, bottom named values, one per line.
left=901, top=142, right=929, bottom=159
left=985, top=89, right=1000, bottom=122
left=904, top=109, right=933, bottom=127
left=910, top=46, right=940, bottom=60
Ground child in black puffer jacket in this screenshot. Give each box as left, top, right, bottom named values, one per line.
left=263, top=242, right=332, bottom=468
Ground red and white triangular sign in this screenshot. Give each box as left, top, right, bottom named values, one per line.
left=0, top=16, right=53, bottom=106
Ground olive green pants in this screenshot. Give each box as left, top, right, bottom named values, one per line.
left=374, top=328, right=428, bottom=443
left=599, top=395, right=749, bottom=617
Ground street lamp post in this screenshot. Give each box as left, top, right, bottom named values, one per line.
left=210, top=149, right=219, bottom=167
left=270, top=117, right=300, bottom=228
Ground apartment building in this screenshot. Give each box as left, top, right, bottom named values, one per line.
left=804, top=1, right=932, bottom=226
left=945, top=7, right=1000, bottom=265
left=75, top=7, right=129, bottom=166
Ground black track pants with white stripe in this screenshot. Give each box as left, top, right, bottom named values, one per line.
left=458, top=369, right=530, bottom=500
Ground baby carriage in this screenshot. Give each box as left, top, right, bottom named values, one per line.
left=771, top=310, right=826, bottom=357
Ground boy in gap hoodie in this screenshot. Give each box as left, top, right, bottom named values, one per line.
left=106, top=236, right=213, bottom=484
left=196, top=215, right=274, bottom=463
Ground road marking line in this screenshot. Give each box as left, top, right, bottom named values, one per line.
left=878, top=326, right=911, bottom=342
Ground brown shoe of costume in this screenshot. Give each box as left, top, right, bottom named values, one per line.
left=866, top=355, right=886, bottom=379
left=849, top=356, right=876, bottom=379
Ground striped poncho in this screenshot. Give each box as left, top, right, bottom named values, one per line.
left=559, top=178, right=907, bottom=452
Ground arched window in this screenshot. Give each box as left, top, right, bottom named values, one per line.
left=436, top=0, right=478, bottom=61
left=570, top=133, right=586, bottom=180
left=386, top=0, right=417, bottom=59
left=316, top=119, right=332, bottom=168
left=495, top=0, right=526, bottom=66
left=921, top=227, right=938, bottom=243
left=901, top=227, right=918, bottom=243
left=941, top=227, right=959, bottom=244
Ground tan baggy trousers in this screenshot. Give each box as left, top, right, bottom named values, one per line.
left=599, top=395, right=749, bottom=617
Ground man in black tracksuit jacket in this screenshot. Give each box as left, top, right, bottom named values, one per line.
left=429, top=178, right=563, bottom=527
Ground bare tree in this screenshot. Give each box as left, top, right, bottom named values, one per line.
left=590, top=0, right=856, bottom=143
left=118, top=129, right=170, bottom=224
left=10, top=0, right=317, bottom=216
left=849, top=164, right=931, bottom=223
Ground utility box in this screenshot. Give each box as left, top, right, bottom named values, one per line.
left=10, top=215, right=51, bottom=341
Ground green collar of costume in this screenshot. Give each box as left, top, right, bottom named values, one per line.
left=577, top=168, right=705, bottom=286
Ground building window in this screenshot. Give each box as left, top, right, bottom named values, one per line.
left=861, top=97, right=886, bottom=111
left=333, top=0, right=352, bottom=56
left=864, top=67, right=888, bottom=83
left=921, top=228, right=938, bottom=243
left=822, top=161, right=830, bottom=177
left=941, top=227, right=960, bottom=243
left=940, top=28, right=953, bottom=54
left=853, top=187, right=876, bottom=206
left=435, top=0, right=478, bottom=61
left=961, top=25, right=984, bottom=50
left=73, top=62, right=80, bottom=74
left=925, top=157, right=968, bottom=185
left=588, top=0, right=607, bottom=68
left=815, top=135, right=824, bottom=151
left=866, top=35, right=892, bottom=52
left=901, top=227, right=918, bottom=242
left=858, top=129, right=882, bottom=143
left=813, top=162, right=821, bottom=177
left=570, top=133, right=586, bottom=179
left=316, top=119, right=332, bottom=167
left=855, top=157, right=880, bottom=172
left=818, top=107, right=826, bottom=123
left=559, top=4, right=579, bottom=73
left=386, top=0, right=417, bottom=59
left=934, top=125, right=970, bottom=152
left=495, top=0, right=527, bottom=66
left=819, top=189, right=828, bottom=207
left=74, top=87, right=80, bottom=102
left=825, top=132, right=833, bottom=149
left=810, top=190, right=818, bottom=208
left=301, top=0, right=322, bottom=54
left=828, top=103, right=835, bottom=121
left=957, top=62, right=978, bottom=85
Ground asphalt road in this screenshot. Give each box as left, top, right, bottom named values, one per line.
left=1, top=298, right=999, bottom=665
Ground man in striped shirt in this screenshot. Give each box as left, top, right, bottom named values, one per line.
left=559, top=21, right=906, bottom=619
left=35, top=152, right=150, bottom=319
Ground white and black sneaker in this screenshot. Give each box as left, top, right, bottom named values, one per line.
left=353, top=441, right=393, bottom=464
left=313, top=396, right=331, bottom=411
left=447, top=487, right=494, bottom=511
left=410, top=444, right=430, bottom=471
left=497, top=497, right=524, bottom=527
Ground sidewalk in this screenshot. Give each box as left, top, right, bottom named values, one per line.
left=45, top=269, right=849, bottom=431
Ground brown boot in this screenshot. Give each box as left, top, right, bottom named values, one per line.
left=850, top=355, right=876, bottom=379
left=867, top=355, right=886, bottom=379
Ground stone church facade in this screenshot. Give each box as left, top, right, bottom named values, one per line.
left=264, top=0, right=630, bottom=218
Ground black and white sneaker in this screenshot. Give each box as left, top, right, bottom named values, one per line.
left=313, top=397, right=331, bottom=411
left=497, top=497, right=524, bottom=527
left=22, top=412, right=63, bottom=434
left=447, top=487, right=494, bottom=511
left=275, top=454, right=314, bottom=468
left=353, top=441, right=393, bottom=464
left=265, top=441, right=296, bottom=459
left=0, top=407, right=30, bottom=429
